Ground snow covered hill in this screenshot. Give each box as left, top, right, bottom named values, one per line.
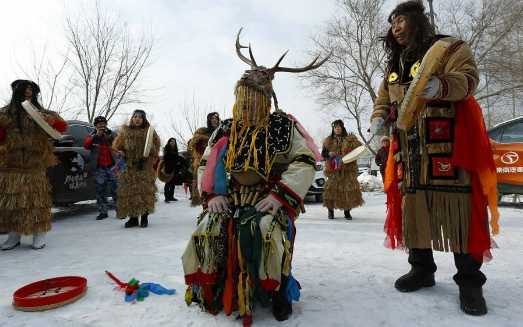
left=1, top=190, right=522, bottom=327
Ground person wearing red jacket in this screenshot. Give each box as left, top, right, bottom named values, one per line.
left=83, top=116, right=117, bottom=220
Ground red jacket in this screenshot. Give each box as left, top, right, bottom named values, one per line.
left=84, top=132, right=115, bottom=168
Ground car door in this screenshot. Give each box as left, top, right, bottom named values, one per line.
left=490, top=120, right=523, bottom=189
left=49, top=123, right=98, bottom=205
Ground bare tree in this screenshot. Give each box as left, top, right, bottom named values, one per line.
left=303, top=0, right=386, bottom=154
left=66, top=2, right=153, bottom=123
left=169, top=96, right=226, bottom=150
left=16, top=45, right=77, bottom=116
left=436, top=0, right=523, bottom=125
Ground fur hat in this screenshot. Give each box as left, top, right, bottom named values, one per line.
left=10, top=79, right=40, bottom=94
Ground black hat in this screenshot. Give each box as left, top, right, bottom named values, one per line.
left=94, top=116, right=107, bottom=125
left=10, top=79, right=40, bottom=94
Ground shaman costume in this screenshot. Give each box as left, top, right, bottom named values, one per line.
left=321, top=120, right=364, bottom=219
left=371, top=1, right=499, bottom=316
left=188, top=112, right=220, bottom=206
left=182, top=29, right=327, bottom=326
left=0, top=80, right=67, bottom=250
left=112, top=110, right=160, bottom=226
left=158, top=137, right=187, bottom=202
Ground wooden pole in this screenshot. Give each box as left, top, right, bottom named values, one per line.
left=427, top=0, right=436, bottom=28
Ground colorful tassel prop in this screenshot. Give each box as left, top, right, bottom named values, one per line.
left=105, top=271, right=175, bottom=303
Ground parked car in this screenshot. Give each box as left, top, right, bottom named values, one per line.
left=488, top=116, right=523, bottom=198
left=48, top=120, right=98, bottom=206
left=307, top=161, right=326, bottom=202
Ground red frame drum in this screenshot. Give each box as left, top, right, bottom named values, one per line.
left=13, top=276, right=87, bottom=311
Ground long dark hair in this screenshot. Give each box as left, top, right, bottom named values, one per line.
left=129, top=109, right=150, bottom=128
left=163, top=137, right=179, bottom=157
left=382, top=1, right=435, bottom=73
left=330, top=119, right=348, bottom=138
left=206, top=112, right=220, bottom=133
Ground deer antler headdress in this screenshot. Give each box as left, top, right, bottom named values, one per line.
left=235, top=27, right=330, bottom=111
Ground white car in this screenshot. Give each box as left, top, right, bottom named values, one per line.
left=307, top=161, right=326, bottom=202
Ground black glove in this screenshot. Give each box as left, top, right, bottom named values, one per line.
left=137, top=158, right=145, bottom=170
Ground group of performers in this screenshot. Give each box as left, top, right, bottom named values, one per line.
left=181, top=1, right=499, bottom=324
left=0, top=1, right=500, bottom=325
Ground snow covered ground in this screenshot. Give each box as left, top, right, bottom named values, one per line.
left=1, top=190, right=522, bottom=327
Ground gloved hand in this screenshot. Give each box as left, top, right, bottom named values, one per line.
left=420, top=76, right=441, bottom=100
left=208, top=195, right=230, bottom=213
left=369, top=117, right=384, bottom=134
left=255, top=194, right=283, bottom=216
left=137, top=158, right=145, bottom=170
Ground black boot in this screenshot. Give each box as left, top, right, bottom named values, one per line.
left=328, top=209, right=334, bottom=219
left=459, top=286, right=487, bottom=316
left=140, top=214, right=149, bottom=228
left=96, top=213, right=108, bottom=220
left=395, top=249, right=437, bottom=292
left=124, top=217, right=139, bottom=228
left=453, top=253, right=487, bottom=315
left=394, top=268, right=435, bottom=292
left=344, top=210, right=352, bottom=220
left=272, top=291, right=292, bottom=321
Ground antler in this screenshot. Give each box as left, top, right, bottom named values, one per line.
left=270, top=51, right=332, bottom=73
left=236, top=28, right=258, bottom=68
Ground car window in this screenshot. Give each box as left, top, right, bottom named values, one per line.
left=488, top=127, right=503, bottom=142
left=500, top=122, right=523, bottom=143
left=67, top=124, right=94, bottom=147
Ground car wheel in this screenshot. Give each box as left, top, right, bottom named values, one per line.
left=315, top=194, right=323, bottom=203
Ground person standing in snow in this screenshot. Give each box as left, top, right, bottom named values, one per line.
left=187, top=112, right=220, bottom=206
left=321, top=119, right=364, bottom=220
left=112, top=110, right=160, bottom=228
left=83, top=116, right=117, bottom=220
left=374, top=136, right=390, bottom=182
left=370, top=1, right=499, bottom=316
left=157, top=137, right=187, bottom=202
left=0, top=80, right=68, bottom=250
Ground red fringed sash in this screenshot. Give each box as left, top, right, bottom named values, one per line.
left=452, top=96, right=499, bottom=261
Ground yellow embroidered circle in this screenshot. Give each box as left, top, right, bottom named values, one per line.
left=388, top=72, right=399, bottom=83
left=410, top=60, right=421, bottom=77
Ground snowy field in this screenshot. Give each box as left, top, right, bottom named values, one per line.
left=1, top=189, right=522, bottom=327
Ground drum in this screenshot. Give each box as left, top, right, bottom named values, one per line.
left=143, top=126, right=155, bottom=157
left=396, top=39, right=452, bottom=131
left=13, top=276, right=87, bottom=311
left=342, top=145, right=368, bottom=164
left=21, top=100, right=62, bottom=140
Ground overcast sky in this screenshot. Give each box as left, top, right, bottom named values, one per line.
left=0, top=0, right=394, bottom=144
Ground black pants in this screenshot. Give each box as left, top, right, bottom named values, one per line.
left=408, top=248, right=486, bottom=288
left=164, top=182, right=175, bottom=200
